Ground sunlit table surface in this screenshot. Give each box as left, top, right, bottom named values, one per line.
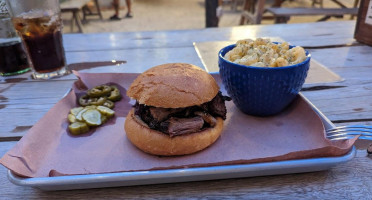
left=1, top=20, right=372, bottom=199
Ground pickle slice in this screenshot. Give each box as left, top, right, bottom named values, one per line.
left=102, top=100, right=115, bottom=109
left=68, top=114, right=77, bottom=123
left=85, top=105, right=97, bottom=109
left=97, top=106, right=115, bottom=117
left=79, top=95, right=91, bottom=106
left=101, top=115, right=108, bottom=124
left=87, top=85, right=112, bottom=97
left=75, top=108, right=90, bottom=121
left=89, top=97, right=107, bottom=106
left=70, top=107, right=84, bottom=116
left=82, top=109, right=102, bottom=126
left=69, top=122, right=90, bottom=135
left=108, top=86, right=122, bottom=102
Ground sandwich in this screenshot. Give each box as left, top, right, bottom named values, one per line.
left=125, top=63, right=230, bottom=156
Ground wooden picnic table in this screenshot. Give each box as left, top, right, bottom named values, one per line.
left=1, top=20, right=372, bottom=198
left=241, top=0, right=359, bottom=24
left=61, top=0, right=103, bottom=33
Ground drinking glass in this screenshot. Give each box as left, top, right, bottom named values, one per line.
left=6, top=0, right=69, bottom=79
left=0, top=0, right=30, bottom=76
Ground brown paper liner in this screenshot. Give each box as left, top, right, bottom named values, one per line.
left=0, top=72, right=356, bottom=178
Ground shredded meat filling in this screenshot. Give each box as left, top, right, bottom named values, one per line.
left=134, top=91, right=231, bottom=137
left=160, top=116, right=204, bottom=137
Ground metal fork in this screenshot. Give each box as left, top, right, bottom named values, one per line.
left=326, top=125, right=372, bottom=140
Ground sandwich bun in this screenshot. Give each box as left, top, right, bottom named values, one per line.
left=125, top=109, right=224, bottom=156
left=127, top=63, right=220, bottom=108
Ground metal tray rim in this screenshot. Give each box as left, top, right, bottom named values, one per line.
left=8, top=146, right=356, bottom=190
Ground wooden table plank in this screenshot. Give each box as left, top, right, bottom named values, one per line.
left=309, top=46, right=372, bottom=70
left=0, top=80, right=74, bottom=139
left=302, top=83, right=372, bottom=122
left=266, top=8, right=358, bottom=16
left=65, top=47, right=205, bottom=73
left=0, top=46, right=205, bottom=84
left=62, top=21, right=357, bottom=51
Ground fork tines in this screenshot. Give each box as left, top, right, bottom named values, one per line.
left=326, top=125, right=372, bottom=140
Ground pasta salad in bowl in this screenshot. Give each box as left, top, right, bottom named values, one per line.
left=218, top=38, right=311, bottom=116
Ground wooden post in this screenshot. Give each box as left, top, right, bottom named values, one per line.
left=354, top=0, right=372, bottom=46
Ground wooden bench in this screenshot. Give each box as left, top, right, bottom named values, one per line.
left=266, top=7, right=359, bottom=23
left=60, top=0, right=102, bottom=33
left=82, top=0, right=103, bottom=21
left=239, top=0, right=283, bottom=25
left=239, top=0, right=266, bottom=25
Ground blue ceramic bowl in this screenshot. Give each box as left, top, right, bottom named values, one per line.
left=219, top=44, right=311, bottom=116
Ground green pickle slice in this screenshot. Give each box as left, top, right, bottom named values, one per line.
left=85, top=105, right=97, bottom=109
left=82, top=109, right=102, bottom=126
left=68, top=114, right=77, bottom=123
left=79, top=95, right=106, bottom=107
left=87, top=85, right=112, bottom=97
left=75, top=108, right=90, bottom=121
left=101, top=115, right=108, bottom=124
left=70, top=107, right=84, bottom=116
left=79, top=95, right=91, bottom=106
left=91, top=97, right=107, bottom=106
left=69, top=122, right=90, bottom=135
left=103, top=100, right=115, bottom=109
left=97, top=106, right=115, bottom=117
left=108, top=86, right=122, bottom=102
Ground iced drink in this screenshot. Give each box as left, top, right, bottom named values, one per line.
left=12, top=13, right=66, bottom=74
left=0, top=39, right=30, bottom=75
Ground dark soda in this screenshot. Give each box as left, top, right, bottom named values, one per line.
left=12, top=15, right=66, bottom=73
left=0, top=40, right=30, bottom=75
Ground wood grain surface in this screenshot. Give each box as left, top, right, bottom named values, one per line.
left=62, top=21, right=357, bottom=51
left=0, top=20, right=372, bottom=198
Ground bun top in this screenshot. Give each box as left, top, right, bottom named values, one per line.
left=127, top=63, right=219, bottom=108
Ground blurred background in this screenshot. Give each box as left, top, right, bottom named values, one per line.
left=61, top=0, right=357, bottom=33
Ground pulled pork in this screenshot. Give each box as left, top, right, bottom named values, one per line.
left=134, top=91, right=231, bottom=137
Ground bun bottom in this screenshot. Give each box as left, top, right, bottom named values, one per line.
left=124, top=109, right=224, bottom=156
